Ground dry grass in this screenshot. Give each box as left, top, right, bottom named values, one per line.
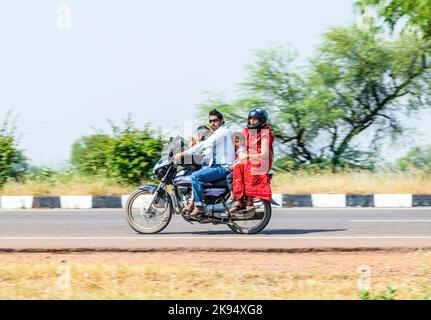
left=1, top=172, right=431, bottom=195
left=272, top=171, right=431, bottom=194
left=0, top=251, right=430, bottom=300
left=0, top=176, right=134, bottom=196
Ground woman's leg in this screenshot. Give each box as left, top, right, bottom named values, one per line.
left=244, top=162, right=273, bottom=203
left=232, top=163, right=246, bottom=200
left=225, top=171, right=235, bottom=204
left=244, top=196, right=256, bottom=212
left=229, top=164, right=246, bottom=213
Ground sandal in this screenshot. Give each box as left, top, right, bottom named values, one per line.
left=244, top=198, right=256, bottom=212
left=244, top=204, right=256, bottom=212
left=226, top=195, right=235, bottom=205
left=229, top=201, right=245, bottom=213
left=182, top=201, right=194, bottom=214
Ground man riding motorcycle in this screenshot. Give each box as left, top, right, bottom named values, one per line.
left=174, top=109, right=235, bottom=217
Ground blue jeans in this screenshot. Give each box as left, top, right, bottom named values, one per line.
left=190, top=165, right=230, bottom=207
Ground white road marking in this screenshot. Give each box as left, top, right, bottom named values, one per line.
left=279, top=207, right=431, bottom=211
left=350, top=220, right=431, bottom=222
left=1, top=207, right=431, bottom=212
left=1, top=236, right=431, bottom=240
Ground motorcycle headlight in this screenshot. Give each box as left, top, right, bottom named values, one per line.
left=155, top=167, right=168, bottom=180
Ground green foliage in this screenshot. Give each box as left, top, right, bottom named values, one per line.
left=104, top=121, right=165, bottom=185
left=200, top=24, right=431, bottom=172
left=357, top=0, right=431, bottom=40
left=396, top=145, right=431, bottom=171
left=70, top=118, right=165, bottom=185
left=377, top=286, right=398, bottom=300
left=0, top=112, right=28, bottom=186
left=359, top=290, right=371, bottom=300
left=71, top=134, right=112, bottom=176
left=24, top=166, right=59, bottom=185
left=358, top=286, right=398, bottom=300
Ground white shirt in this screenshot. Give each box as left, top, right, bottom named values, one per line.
left=186, top=125, right=235, bottom=167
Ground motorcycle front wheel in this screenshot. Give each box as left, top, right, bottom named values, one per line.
left=125, top=188, right=173, bottom=234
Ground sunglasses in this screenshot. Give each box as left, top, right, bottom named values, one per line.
left=209, top=119, right=221, bottom=123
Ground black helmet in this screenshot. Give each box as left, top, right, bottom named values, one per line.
left=247, top=107, right=268, bottom=130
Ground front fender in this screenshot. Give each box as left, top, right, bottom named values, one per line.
left=138, top=184, right=169, bottom=199
left=138, top=184, right=159, bottom=194
left=137, top=184, right=175, bottom=214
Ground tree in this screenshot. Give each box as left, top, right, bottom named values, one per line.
left=70, top=118, right=165, bottom=185
left=310, top=24, right=430, bottom=171
left=200, top=24, right=431, bottom=172
left=0, top=111, right=28, bottom=186
left=357, top=0, right=431, bottom=40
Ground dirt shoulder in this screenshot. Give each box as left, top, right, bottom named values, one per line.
left=0, top=250, right=427, bottom=273
left=0, top=250, right=430, bottom=299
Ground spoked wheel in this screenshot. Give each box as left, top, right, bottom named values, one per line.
left=227, top=200, right=272, bottom=234
left=125, top=188, right=173, bottom=234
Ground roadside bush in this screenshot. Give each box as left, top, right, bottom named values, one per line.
left=0, top=112, right=28, bottom=186
left=24, top=166, right=60, bottom=185
left=71, top=134, right=112, bottom=176
left=396, top=146, right=431, bottom=173
left=70, top=118, right=165, bottom=185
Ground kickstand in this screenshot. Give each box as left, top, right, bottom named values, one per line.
left=181, top=214, right=194, bottom=224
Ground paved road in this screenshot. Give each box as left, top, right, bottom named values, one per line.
left=1, top=208, right=431, bottom=251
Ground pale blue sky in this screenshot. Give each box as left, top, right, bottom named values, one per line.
left=0, top=0, right=429, bottom=167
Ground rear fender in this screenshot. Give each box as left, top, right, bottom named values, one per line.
left=270, top=197, right=280, bottom=206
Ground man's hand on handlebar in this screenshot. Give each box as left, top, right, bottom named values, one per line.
left=174, top=152, right=185, bottom=163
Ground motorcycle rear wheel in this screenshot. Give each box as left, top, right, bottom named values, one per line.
left=227, top=200, right=272, bottom=234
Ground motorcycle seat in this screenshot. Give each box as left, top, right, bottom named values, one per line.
left=174, top=175, right=229, bottom=188
left=207, top=179, right=229, bottom=188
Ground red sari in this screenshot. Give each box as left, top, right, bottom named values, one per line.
left=232, top=125, right=275, bottom=201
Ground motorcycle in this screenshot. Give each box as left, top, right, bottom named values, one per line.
left=125, top=136, right=278, bottom=234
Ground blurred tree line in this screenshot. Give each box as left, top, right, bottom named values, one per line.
left=1, top=0, right=431, bottom=188
left=0, top=113, right=165, bottom=187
